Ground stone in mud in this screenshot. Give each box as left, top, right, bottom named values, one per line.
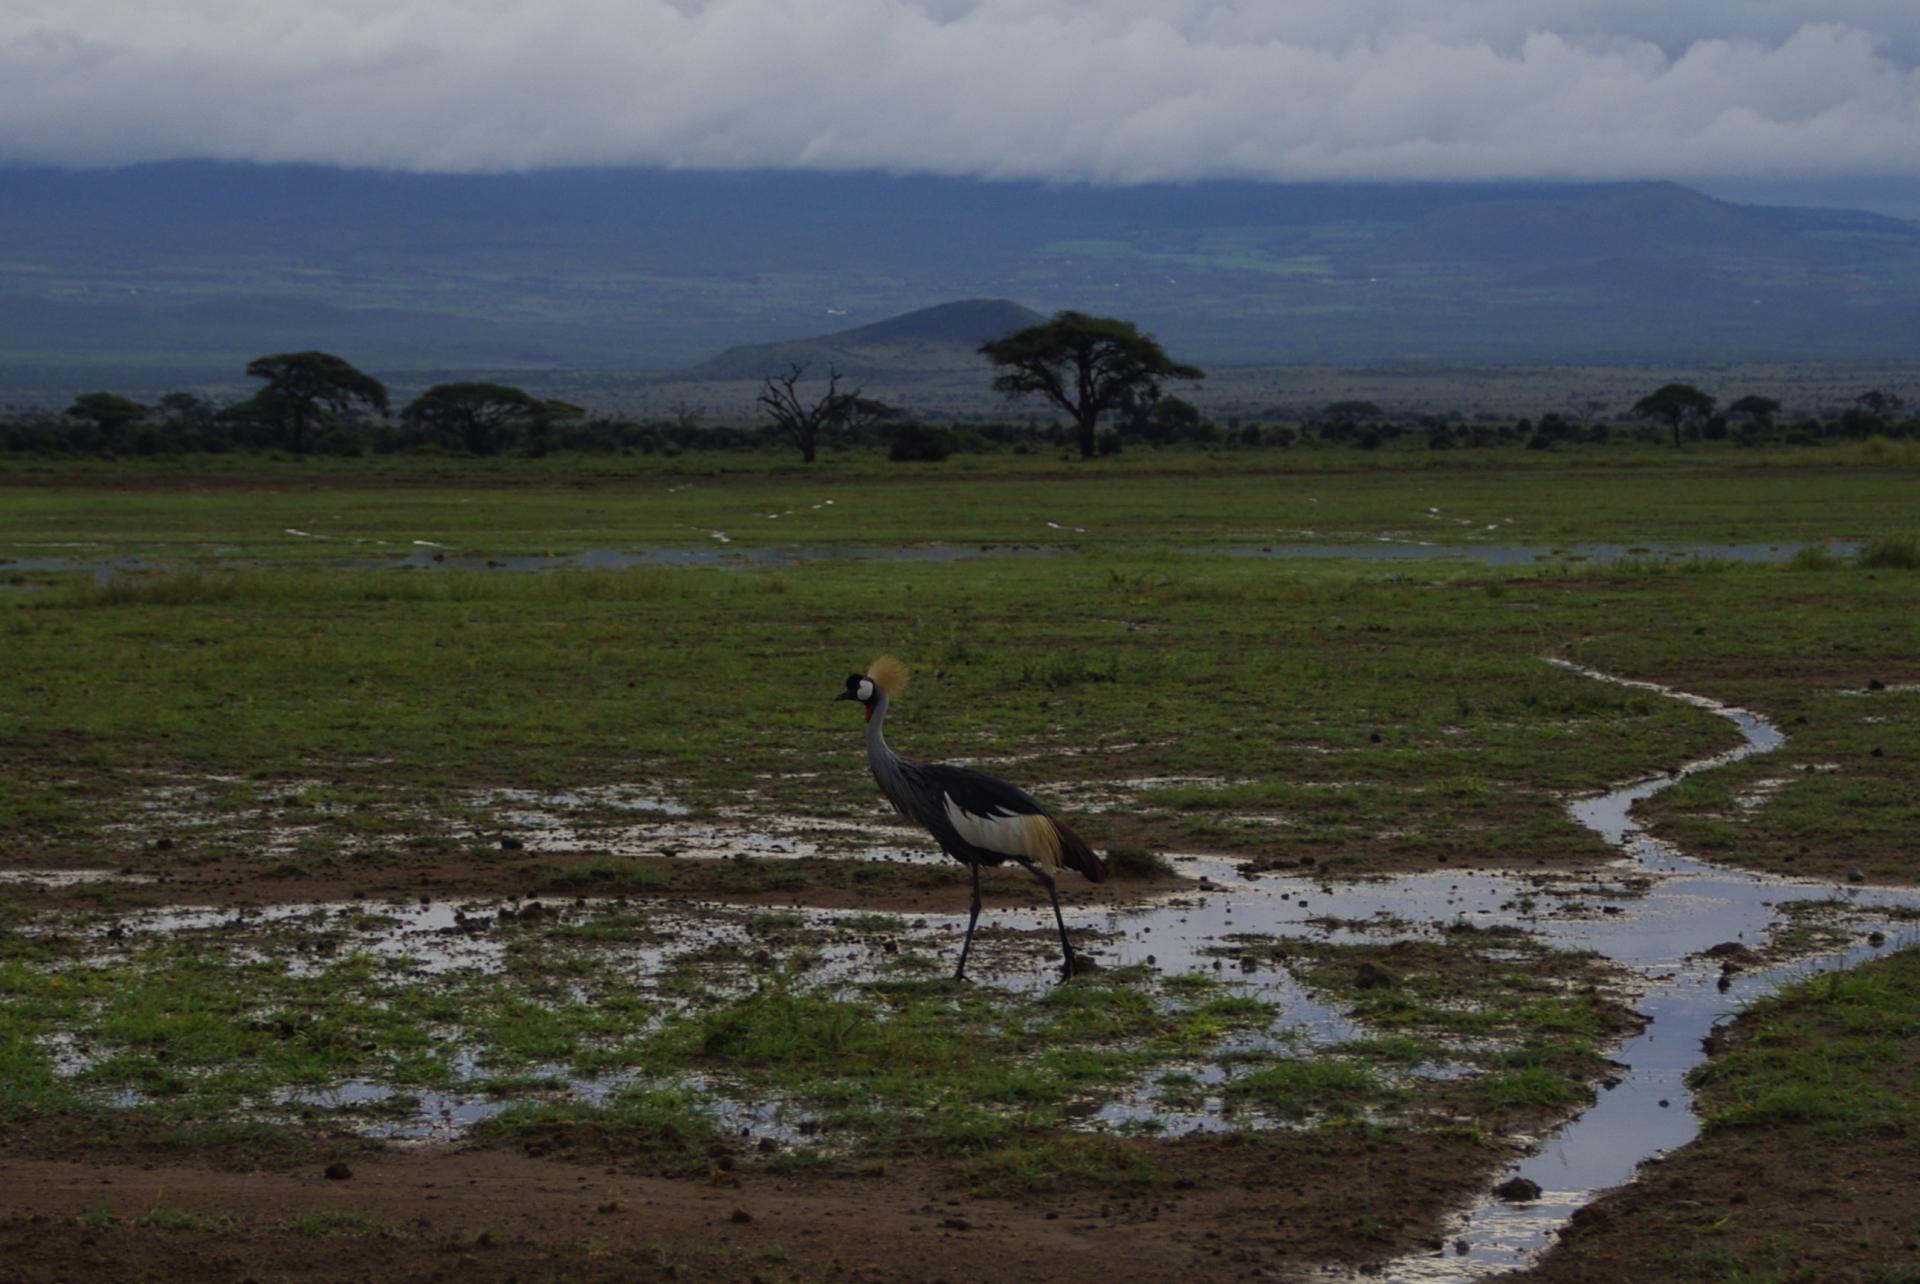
left=1494, top=1177, right=1541, bottom=1202
left=324, top=1162, right=353, bottom=1180
left=1848, top=868, right=1866, bottom=883
left=729, top=1205, right=754, bottom=1224
left=500, top=836, right=525, bottom=851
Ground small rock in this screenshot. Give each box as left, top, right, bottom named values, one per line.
left=756, top=1137, right=778, bottom=1154
left=729, top=1206, right=754, bottom=1224
left=1870, top=746, right=1884, bottom=758
left=1867, top=678, right=1886, bottom=691
left=1847, top=868, right=1866, bottom=884
left=153, top=836, right=174, bottom=851
left=500, top=836, right=524, bottom=851
left=1868, top=931, right=1887, bottom=947
left=1494, top=1177, right=1541, bottom=1202
left=597, top=1201, right=621, bottom=1214
left=938, top=1217, right=972, bottom=1231
left=1658, top=1099, right=1671, bottom=1108
left=323, top=1162, right=353, bottom=1181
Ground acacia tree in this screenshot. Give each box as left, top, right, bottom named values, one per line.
left=979, top=311, right=1203, bottom=458
left=1631, top=383, right=1716, bottom=449
left=1728, top=394, right=1781, bottom=428
left=757, top=363, right=859, bottom=463
left=243, top=351, right=389, bottom=454
left=401, top=382, right=548, bottom=455
left=64, top=392, right=150, bottom=448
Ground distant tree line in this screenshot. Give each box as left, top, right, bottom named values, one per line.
left=1, top=344, right=1912, bottom=460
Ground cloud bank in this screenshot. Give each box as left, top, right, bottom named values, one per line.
left=4, top=0, right=1920, bottom=182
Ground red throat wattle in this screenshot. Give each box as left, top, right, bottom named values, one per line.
left=864, top=704, right=874, bottom=723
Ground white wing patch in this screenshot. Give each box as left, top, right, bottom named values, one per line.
left=943, top=794, right=1062, bottom=872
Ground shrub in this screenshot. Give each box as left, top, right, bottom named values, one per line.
left=888, top=422, right=956, bottom=462
left=1858, top=536, right=1920, bottom=570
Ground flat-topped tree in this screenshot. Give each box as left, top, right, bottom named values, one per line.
left=402, top=382, right=547, bottom=456
left=979, top=311, right=1203, bottom=459
left=1632, top=382, right=1716, bottom=449
left=64, top=393, right=149, bottom=448
left=243, top=352, right=388, bottom=454
left=1728, top=394, right=1781, bottom=427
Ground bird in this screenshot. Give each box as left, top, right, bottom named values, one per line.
left=837, top=656, right=1106, bottom=982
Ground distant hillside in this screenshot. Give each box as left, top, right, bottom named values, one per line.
left=1370, top=182, right=1815, bottom=268
left=2, top=163, right=1918, bottom=398
left=682, top=299, right=1043, bottom=379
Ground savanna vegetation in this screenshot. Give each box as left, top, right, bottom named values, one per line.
left=0, top=446, right=1915, bottom=1281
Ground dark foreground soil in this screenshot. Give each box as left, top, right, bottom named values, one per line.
left=0, top=1125, right=1498, bottom=1284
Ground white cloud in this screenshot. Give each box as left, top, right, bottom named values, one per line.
left=2, top=0, right=1918, bottom=181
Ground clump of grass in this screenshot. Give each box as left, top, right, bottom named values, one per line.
left=1787, top=544, right=1845, bottom=572
left=539, top=859, right=667, bottom=892
left=967, top=1136, right=1162, bottom=1192
left=1857, top=535, right=1920, bottom=570
left=284, top=1209, right=386, bottom=1237
left=1104, top=844, right=1173, bottom=878
left=1224, top=1059, right=1392, bottom=1118
left=479, top=1085, right=717, bottom=1155
left=1694, top=952, right=1920, bottom=1139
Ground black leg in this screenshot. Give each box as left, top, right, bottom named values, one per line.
left=954, top=860, right=983, bottom=982
left=1019, top=860, right=1076, bottom=982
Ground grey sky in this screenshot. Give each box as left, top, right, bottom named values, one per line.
left=4, top=0, right=1919, bottom=184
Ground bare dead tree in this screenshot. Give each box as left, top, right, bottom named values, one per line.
left=757, top=363, right=858, bottom=463
left=668, top=400, right=703, bottom=433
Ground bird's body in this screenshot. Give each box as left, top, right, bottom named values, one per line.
left=840, top=656, right=1105, bottom=981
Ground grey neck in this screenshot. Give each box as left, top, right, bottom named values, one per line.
left=865, top=692, right=898, bottom=764
left=864, top=693, right=912, bottom=810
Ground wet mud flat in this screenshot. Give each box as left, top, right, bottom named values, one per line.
left=2, top=665, right=1917, bottom=1281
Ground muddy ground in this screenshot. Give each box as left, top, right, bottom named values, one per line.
left=0, top=1126, right=1504, bottom=1284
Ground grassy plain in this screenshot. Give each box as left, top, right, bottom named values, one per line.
left=0, top=445, right=1916, bottom=1280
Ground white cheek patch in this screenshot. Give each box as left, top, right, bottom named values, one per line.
left=857, top=678, right=875, bottom=701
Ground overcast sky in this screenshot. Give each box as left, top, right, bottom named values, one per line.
left=5, top=0, right=1920, bottom=189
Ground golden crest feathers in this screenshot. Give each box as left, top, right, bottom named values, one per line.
left=866, top=655, right=910, bottom=698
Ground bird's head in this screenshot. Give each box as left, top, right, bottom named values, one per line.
left=836, top=655, right=909, bottom=722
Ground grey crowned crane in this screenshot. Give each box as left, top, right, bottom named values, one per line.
left=837, top=656, right=1106, bottom=982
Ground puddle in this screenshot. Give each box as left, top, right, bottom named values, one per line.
left=0, top=869, right=155, bottom=886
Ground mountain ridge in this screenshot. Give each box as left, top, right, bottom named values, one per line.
left=680, top=298, right=1045, bottom=380
left=1, top=163, right=1916, bottom=395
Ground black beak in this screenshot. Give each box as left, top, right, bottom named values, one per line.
left=833, top=691, right=854, bottom=701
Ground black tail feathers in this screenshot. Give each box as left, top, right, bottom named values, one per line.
left=1054, top=818, right=1107, bottom=884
